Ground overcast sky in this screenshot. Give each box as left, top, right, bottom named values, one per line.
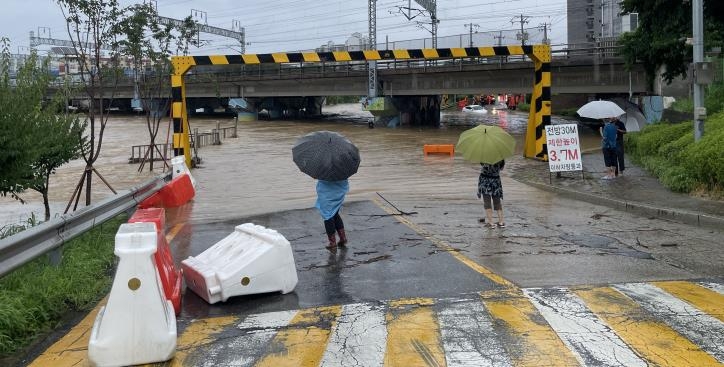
left=2, top=0, right=568, bottom=55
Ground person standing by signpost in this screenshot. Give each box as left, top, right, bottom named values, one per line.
left=600, top=119, right=618, bottom=180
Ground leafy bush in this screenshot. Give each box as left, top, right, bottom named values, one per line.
left=669, top=80, right=724, bottom=114
left=681, top=117, right=724, bottom=190
left=0, top=215, right=122, bottom=357
left=704, top=81, right=724, bottom=115
left=628, top=111, right=724, bottom=196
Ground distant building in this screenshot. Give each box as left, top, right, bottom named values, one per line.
left=567, top=0, right=637, bottom=50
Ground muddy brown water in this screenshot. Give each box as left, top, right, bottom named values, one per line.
left=0, top=104, right=600, bottom=226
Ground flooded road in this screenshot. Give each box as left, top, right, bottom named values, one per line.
left=0, top=104, right=599, bottom=226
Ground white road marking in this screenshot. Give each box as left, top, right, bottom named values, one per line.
left=524, top=287, right=646, bottom=367
left=193, top=309, right=299, bottom=367
left=436, top=297, right=512, bottom=367
left=699, top=281, right=724, bottom=295
left=615, top=282, right=724, bottom=363
left=320, top=303, right=387, bottom=367
left=236, top=309, right=298, bottom=329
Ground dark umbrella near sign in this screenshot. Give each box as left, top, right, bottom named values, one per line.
left=292, top=131, right=361, bottom=181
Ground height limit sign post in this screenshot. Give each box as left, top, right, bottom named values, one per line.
left=545, top=124, right=583, bottom=183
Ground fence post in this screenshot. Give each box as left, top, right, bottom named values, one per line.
left=193, top=128, right=200, bottom=165
left=233, top=115, right=238, bottom=138
left=214, top=122, right=221, bottom=145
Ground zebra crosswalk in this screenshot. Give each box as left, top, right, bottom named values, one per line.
left=175, top=280, right=724, bottom=367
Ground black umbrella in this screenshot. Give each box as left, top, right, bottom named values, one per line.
left=292, top=131, right=361, bottom=181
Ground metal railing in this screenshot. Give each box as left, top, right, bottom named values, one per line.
left=0, top=174, right=170, bottom=278
left=129, top=143, right=173, bottom=164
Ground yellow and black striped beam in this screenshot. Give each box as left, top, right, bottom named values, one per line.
left=171, top=45, right=549, bottom=69
left=171, top=44, right=552, bottom=166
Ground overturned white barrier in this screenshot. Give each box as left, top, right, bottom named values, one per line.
left=182, top=223, right=298, bottom=304
left=88, top=222, right=176, bottom=367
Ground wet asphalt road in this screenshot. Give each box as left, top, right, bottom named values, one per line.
left=173, top=200, right=504, bottom=321
left=20, top=105, right=724, bottom=366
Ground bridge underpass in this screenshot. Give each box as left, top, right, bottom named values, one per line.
left=68, top=55, right=647, bottom=117
left=167, top=45, right=555, bottom=168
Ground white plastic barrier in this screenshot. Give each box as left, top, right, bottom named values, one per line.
left=182, top=223, right=298, bottom=304
left=88, top=222, right=177, bottom=367
left=171, top=155, right=197, bottom=189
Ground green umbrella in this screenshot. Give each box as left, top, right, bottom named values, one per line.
left=455, top=125, right=516, bottom=164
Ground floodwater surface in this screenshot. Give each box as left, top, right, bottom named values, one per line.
left=0, top=104, right=599, bottom=226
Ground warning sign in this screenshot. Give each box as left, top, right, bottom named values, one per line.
left=545, top=124, right=582, bottom=172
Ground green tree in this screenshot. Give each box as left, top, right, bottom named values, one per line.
left=0, top=39, right=86, bottom=220
left=31, top=90, right=86, bottom=220
left=57, top=0, right=126, bottom=211
left=619, top=0, right=724, bottom=87
left=0, top=39, right=36, bottom=201
left=114, top=3, right=197, bottom=171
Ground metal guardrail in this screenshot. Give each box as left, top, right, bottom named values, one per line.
left=0, top=173, right=171, bottom=278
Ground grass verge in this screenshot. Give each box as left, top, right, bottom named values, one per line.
left=627, top=111, right=724, bottom=198
left=0, top=214, right=124, bottom=360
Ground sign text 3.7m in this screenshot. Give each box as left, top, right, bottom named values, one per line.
left=545, top=124, right=582, bottom=172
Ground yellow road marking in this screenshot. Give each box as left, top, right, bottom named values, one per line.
left=165, top=223, right=185, bottom=243
left=653, top=281, right=724, bottom=323
left=384, top=298, right=446, bottom=367
left=167, top=316, right=239, bottom=366
left=255, top=305, right=342, bottom=367
left=574, top=286, right=721, bottom=367
left=480, top=290, right=580, bottom=367
left=371, top=197, right=515, bottom=289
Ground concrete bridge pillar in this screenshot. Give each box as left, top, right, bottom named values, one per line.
left=305, top=97, right=324, bottom=117
left=390, top=95, right=441, bottom=127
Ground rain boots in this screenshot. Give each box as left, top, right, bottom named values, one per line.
left=326, top=229, right=347, bottom=252
left=337, top=228, right=347, bottom=247
left=326, top=233, right=337, bottom=252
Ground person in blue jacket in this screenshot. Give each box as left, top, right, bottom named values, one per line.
left=315, top=179, right=349, bottom=252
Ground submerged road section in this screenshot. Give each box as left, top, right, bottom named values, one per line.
left=27, top=197, right=724, bottom=366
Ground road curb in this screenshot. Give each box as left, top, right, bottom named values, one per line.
left=517, top=178, right=724, bottom=230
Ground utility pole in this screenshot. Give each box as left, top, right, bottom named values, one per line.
left=511, top=14, right=529, bottom=46
left=692, top=0, right=705, bottom=141
left=464, top=23, right=479, bottom=48
left=539, top=22, right=551, bottom=45
left=368, top=0, right=377, bottom=98
left=494, top=31, right=506, bottom=65
left=392, top=0, right=438, bottom=48
left=231, top=20, right=246, bottom=54
left=494, top=31, right=505, bottom=47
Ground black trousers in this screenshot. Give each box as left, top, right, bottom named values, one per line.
left=615, top=142, right=625, bottom=174
left=324, top=211, right=344, bottom=235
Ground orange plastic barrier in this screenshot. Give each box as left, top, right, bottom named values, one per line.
left=128, top=208, right=183, bottom=315
left=139, top=173, right=195, bottom=209
left=423, top=144, right=455, bottom=157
